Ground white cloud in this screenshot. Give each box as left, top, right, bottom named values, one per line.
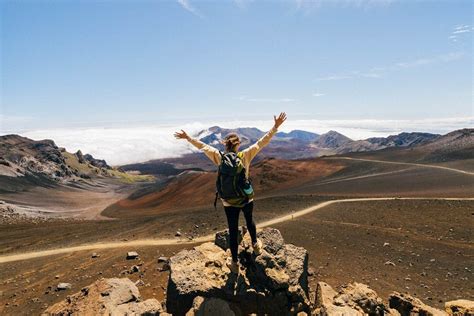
left=177, top=0, right=204, bottom=18
left=312, top=92, right=325, bottom=97
left=16, top=117, right=472, bottom=165
left=449, top=24, right=471, bottom=42
left=295, top=0, right=394, bottom=12
left=239, top=96, right=296, bottom=103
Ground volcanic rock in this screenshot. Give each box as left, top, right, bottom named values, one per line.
left=127, top=251, right=139, bottom=260
left=56, top=283, right=72, bottom=291
left=185, top=296, right=235, bottom=316
left=214, top=226, right=247, bottom=250
left=445, top=299, right=473, bottom=316
left=44, top=278, right=163, bottom=315
left=389, top=292, right=446, bottom=315
left=313, top=281, right=398, bottom=315
left=166, top=227, right=310, bottom=315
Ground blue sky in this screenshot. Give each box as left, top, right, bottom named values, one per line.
left=1, top=0, right=473, bottom=134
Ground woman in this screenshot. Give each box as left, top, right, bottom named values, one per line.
left=174, top=112, right=287, bottom=273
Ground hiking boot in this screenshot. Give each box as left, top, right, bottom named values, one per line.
left=226, top=257, right=239, bottom=274
left=252, top=238, right=263, bottom=256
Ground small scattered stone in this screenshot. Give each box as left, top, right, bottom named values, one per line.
left=126, top=252, right=139, bottom=260
left=384, top=261, right=396, bottom=266
left=56, top=283, right=72, bottom=291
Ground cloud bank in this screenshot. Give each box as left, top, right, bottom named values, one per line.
left=15, top=117, right=473, bottom=166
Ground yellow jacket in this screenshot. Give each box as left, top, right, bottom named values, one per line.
left=187, top=126, right=279, bottom=206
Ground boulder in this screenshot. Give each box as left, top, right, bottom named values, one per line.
left=185, top=296, right=236, bottom=316
left=75, top=150, right=85, bottom=164
left=166, top=227, right=310, bottom=315
left=214, top=226, right=247, bottom=250
left=445, top=299, right=474, bottom=316
left=313, top=282, right=399, bottom=316
left=44, top=278, right=163, bottom=315
left=158, top=257, right=170, bottom=271
left=389, top=292, right=446, bottom=316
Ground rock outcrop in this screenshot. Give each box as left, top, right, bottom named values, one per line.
left=313, top=281, right=400, bottom=316
left=166, top=227, right=310, bottom=315
left=445, top=300, right=474, bottom=316
left=185, top=296, right=235, bottom=316
left=389, top=292, right=446, bottom=316
left=44, top=278, right=164, bottom=315
left=83, top=153, right=112, bottom=169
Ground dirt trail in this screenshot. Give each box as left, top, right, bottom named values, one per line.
left=328, top=157, right=474, bottom=175
left=1, top=197, right=472, bottom=264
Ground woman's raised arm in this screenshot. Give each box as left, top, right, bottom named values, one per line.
left=174, top=129, right=221, bottom=166
left=241, top=112, right=287, bottom=162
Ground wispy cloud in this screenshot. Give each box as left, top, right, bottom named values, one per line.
left=233, top=0, right=254, bottom=9
left=449, top=24, right=472, bottom=42
left=316, top=52, right=465, bottom=81
left=312, top=92, right=325, bottom=97
left=295, top=0, right=395, bottom=12
left=395, top=52, right=464, bottom=68
left=316, top=75, right=352, bottom=81
left=177, top=0, right=204, bottom=18
left=238, top=96, right=296, bottom=103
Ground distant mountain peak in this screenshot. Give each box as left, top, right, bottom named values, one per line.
left=315, top=131, right=352, bottom=148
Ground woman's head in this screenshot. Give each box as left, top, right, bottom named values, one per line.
left=222, top=133, right=241, bottom=152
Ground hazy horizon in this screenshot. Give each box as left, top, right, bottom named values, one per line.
left=3, top=116, right=469, bottom=166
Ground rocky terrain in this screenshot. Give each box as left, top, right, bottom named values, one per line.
left=0, top=135, right=105, bottom=182
left=0, top=134, right=154, bottom=221
left=43, top=228, right=472, bottom=315
left=0, top=134, right=150, bottom=190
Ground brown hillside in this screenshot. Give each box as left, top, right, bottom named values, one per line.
left=106, top=158, right=344, bottom=217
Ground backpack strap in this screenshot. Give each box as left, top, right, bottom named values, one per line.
left=213, top=191, right=218, bottom=210
left=214, top=151, right=224, bottom=210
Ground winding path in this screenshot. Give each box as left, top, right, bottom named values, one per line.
left=1, top=197, right=473, bottom=264
left=327, top=157, right=474, bottom=176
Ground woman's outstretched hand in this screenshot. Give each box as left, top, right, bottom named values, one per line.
left=273, top=112, right=287, bottom=129
left=174, top=129, right=190, bottom=141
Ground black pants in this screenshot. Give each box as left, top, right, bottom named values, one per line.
left=224, top=201, right=257, bottom=261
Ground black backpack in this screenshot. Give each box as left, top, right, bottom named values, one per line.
left=214, top=151, right=253, bottom=209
